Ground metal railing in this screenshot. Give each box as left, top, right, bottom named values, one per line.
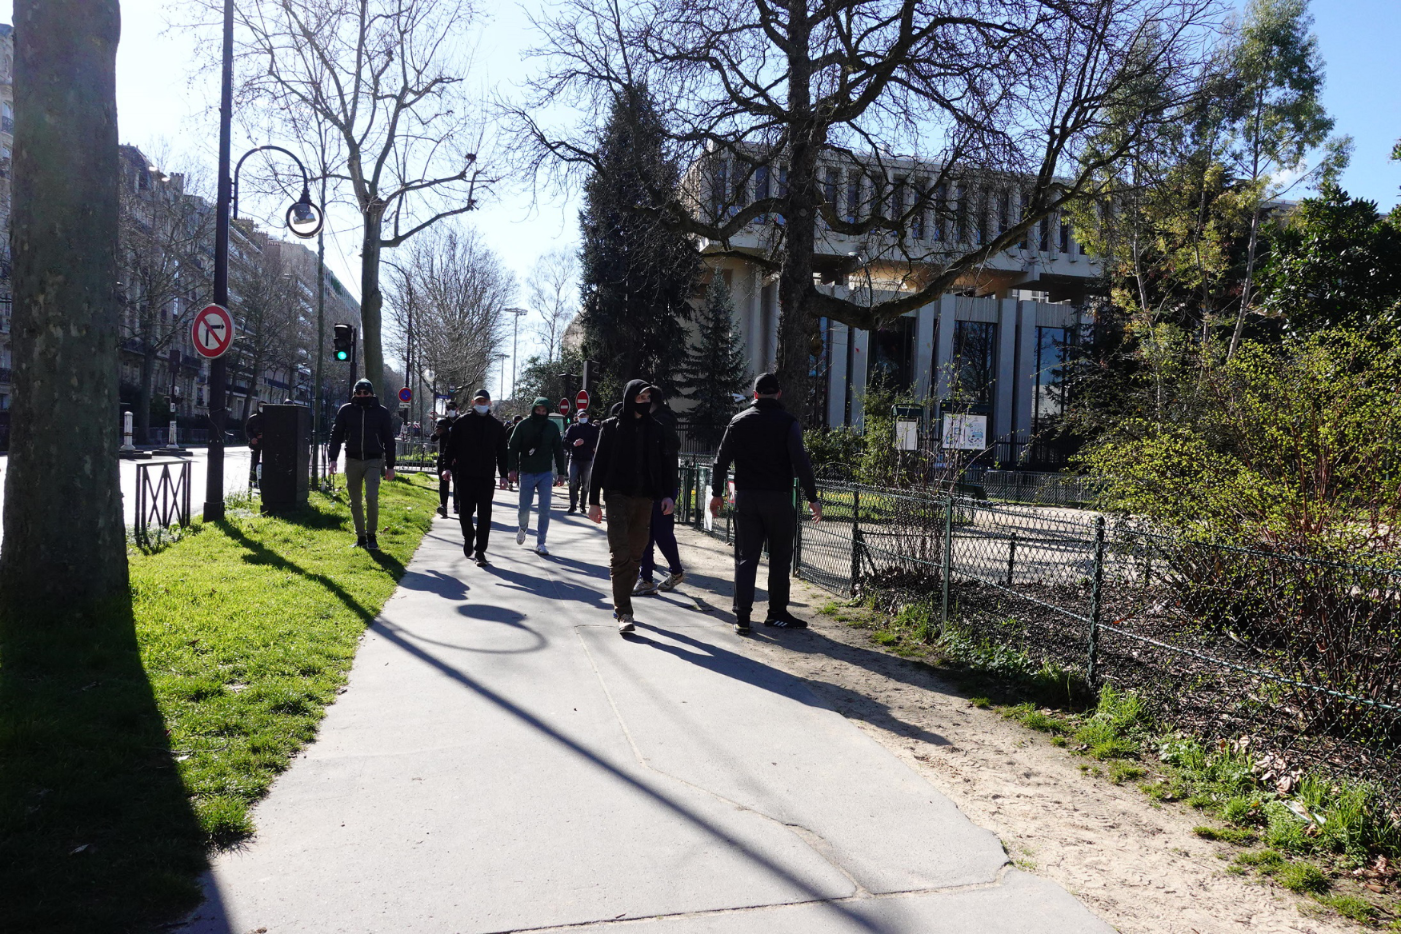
left=678, top=466, right=1401, bottom=803
left=134, top=460, right=191, bottom=546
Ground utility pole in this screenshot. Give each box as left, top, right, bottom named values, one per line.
left=506, top=306, right=528, bottom=401
left=204, top=0, right=234, bottom=522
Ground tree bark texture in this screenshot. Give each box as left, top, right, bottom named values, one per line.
left=1, top=0, right=128, bottom=606
left=361, top=219, right=384, bottom=392
left=774, top=0, right=816, bottom=420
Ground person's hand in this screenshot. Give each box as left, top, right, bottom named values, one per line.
left=709, top=495, right=723, bottom=518
left=661, top=497, right=675, bottom=516
left=809, top=500, right=823, bottom=522
left=385, top=467, right=396, bottom=481
left=329, top=460, right=338, bottom=475
left=573, top=438, right=584, bottom=447
left=508, top=470, right=518, bottom=484
left=499, top=478, right=508, bottom=489
left=588, top=504, right=603, bottom=524
left=440, top=470, right=450, bottom=480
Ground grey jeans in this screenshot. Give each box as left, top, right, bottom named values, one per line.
left=345, top=457, right=383, bottom=536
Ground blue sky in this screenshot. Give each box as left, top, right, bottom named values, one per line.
left=1, top=0, right=1397, bottom=361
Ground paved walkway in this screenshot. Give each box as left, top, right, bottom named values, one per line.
left=184, top=490, right=1113, bottom=933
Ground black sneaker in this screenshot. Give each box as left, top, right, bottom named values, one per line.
left=463, top=541, right=473, bottom=559
left=353, top=535, right=367, bottom=549
left=367, top=535, right=380, bottom=552
left=475, top=551, right=489, bottom=567
left=734, top=618, right=752, bottom=635
left=764, top=612, right=807, bottom=629
left=437, top=505, right=448, bottom=518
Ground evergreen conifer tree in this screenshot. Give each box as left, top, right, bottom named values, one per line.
left=678, top=274, right=748, bottom=448
left=577, top=87, right=700, bottom=407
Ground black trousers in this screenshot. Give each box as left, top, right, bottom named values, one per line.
left=456, top=474, right=496, bottom=555
left=733, top=489, right=796, bottom=620
left=438, top=470, right=452, bottom=511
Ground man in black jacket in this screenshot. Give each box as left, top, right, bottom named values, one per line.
left=244, top=404, right=265, bottom=488
left=563, top=409, right=600, bottom=514
left=431, top=416, right=454, bottom=518
left=636, top=386, right=685, bottom=594
left=589, top=379, right=677, bottom=633
left=329, top=379, right=398, bottom=551
left=445, top=389, right=509, bottom=565
left=710, top=372, right=822, bottom=633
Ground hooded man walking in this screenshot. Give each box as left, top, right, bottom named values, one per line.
left=329, top=379, right=398, bottom=551
left=445, top=389, right=509, bottom=565
left=589, top=380, right=676, bottom=633
left=508, top=397, right=566, bottom=555
left=636, top=385, right=685, bottom=595
left=710, top=372, right=822, bottom=633
left=563, top=408, right=600, bottom=514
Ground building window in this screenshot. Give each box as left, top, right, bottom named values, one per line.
left=951, top=320, right=997, bottom=405
left=890, top=176, right=906, bottom=228
left=1034, top=326, right=1071, bottom=429
left=711, top=158, right=729, bottom=218
left=912, top=178, right=927, bottom=240
left=1020, top=191, right=1030, bottom=249
left=1059, top=214, right=1070, bottom=253
left=776, top=165, right=788, bottom=225
left=845, top=172, right=860, bottom=224
left=955, top=186, right=968, bottom=243
left=933, top=183, right=947, bottom=241
left=823, top=167, right=839, bottom=224
left=998, top=190, right=1011, bottom=236
left=1039, top=214, right=1050, bottom=252
left=809, top=317, right=831, bottom=428
left=870, top=314, right=916, bottom=393
left=975, top=189, right=987, bottom=246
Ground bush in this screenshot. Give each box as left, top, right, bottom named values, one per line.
left=804, top=425, right=864, bottom=480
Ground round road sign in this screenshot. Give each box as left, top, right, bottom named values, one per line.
left=191, top=304, right=236, bottom=359
left=558, top=397, right=570, bottom=416
left=575, top=389, right=590, bottom=410
left=398, top=386, right=413, bottom=403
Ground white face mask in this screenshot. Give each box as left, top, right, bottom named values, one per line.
left=473, top=404, right=490, bottom=415
left=578, top=415, right=588, bottom=424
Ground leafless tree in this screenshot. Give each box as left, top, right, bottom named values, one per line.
left=385, top=227, right=512, bottom=410
left=190, top=0, right=495, bottom=396
left=117, top=150, right=216, bottom=441
left=515, top=0, right=1220, bottom=403
left=230, top=227, right=301, bottom=421
left=527, top=248, right=578, bottom=362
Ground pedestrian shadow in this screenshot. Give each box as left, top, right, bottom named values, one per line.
left=539, top=551, right=612, bottom=583
left=481, top=563, right=613, bottom=610
left=373, top=604, right=548, bottom=656
left=396, top=569, right=469, bottom=602
left=220, top=522, right=377, bottom=624
left=765, top=626, right=973, bottom=707
left=626, top=624, right=951, bottom=749
left=368, top=624, right=890, bottom=934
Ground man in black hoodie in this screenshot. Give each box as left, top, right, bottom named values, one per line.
left=710, top=372, right=822, bottom=633
left=636, top=386, right=685, bottom=594
left=563, top=409, right=600, bottom=514
left=588, top=379, right=677, bottom=633
left=445, top=389, right=509, bottom=565
left=329, top=378, right=398, bottom=551
left=431, top=416, right=454, bottom=518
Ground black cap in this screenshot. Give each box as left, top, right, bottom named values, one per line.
left=754, top=372, right=780, bottom=395
left=473, top=388, right=491, bottom=401
left=353, top=378, right=374, bottom=395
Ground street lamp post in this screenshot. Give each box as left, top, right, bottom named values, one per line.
left=204, top=0, right=325, bottom=522
left=506, top=307, right=528, bottom=402
left=491, top=352, right=510, bottom=402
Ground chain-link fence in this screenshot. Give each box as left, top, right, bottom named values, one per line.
left=678, top=464, right=1401, bottom=803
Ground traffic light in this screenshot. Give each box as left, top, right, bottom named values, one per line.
left=333, top=324, right=356, bottom=362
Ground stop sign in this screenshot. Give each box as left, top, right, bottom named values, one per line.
left=559, top=398, right=570, bottom=416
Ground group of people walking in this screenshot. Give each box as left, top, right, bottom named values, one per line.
left=329, top=371, right=822, bottom=635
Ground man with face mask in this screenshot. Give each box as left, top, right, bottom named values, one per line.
left=445, top=389, right=509, bottom=565
left=431, top=416, right=454, bottom=518
left=562, top=408, right=600, bottom=514
left=507, top=397, right=566, bottom=555
left=328, top=378, right=398, bottom=550
left=588, top=380, right=676, bottom=633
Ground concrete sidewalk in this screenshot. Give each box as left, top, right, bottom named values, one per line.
left=184, top=489, right=1113, bottom=933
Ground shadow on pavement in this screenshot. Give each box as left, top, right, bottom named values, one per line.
left=482, top=562, right=614, bottom=611
left=370, top=623, right=890, bottom=934
left=627, top=624, right=951, bottom=749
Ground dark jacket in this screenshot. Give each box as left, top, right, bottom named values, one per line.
left=563, top=420, right=601, bottom=463
left=433, top=418, right=453, bottom=472
left=589, top=379, right=678, bottom=505
left=507, top=398, right=566, bottom=474
left=446, top=410, right=508, bottom=480
left=711, top=398, right=817, bottom=502
left=245, top=412, right=264, bottom=449
left=329, top=396, right=397, bottom=467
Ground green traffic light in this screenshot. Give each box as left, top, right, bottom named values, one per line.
left=335, top=350, right=349, bottom=361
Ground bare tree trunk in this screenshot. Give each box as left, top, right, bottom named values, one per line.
left=138, top=343, right=156, bottom=442
left=1, top=0, right=127, bottom=607
left=361, top=217, right=385, bottom=391
left=775, top=1, right=816, bottom=419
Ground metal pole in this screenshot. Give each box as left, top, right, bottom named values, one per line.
left=850, top=487, right=861, bottom=589
left=1007, top=531, right=1017, bottom=587
left=1087, top=516, right=1107, bottom=685
left=941, top=494, right=954, bottom=631
left=312, top=191, right=325, bottom=484
left=203, top=0, right=234, bottom=522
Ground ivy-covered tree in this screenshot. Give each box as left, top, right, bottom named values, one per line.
left=677, top=275, right=747, bottom=447
left=577, top=87, right=700, bottom=408
left=1260, top=185, right=1401, bottom=334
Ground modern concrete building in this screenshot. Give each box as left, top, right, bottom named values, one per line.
left=695, top=147, right=1099, bottom=466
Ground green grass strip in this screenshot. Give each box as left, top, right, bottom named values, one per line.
left=1, top=475, right=439, bottom=933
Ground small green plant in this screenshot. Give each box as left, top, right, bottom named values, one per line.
left=1194, top=826, right=1257, bottom=845
left=1278, top=862, right=1329, bottom=895
left=1109, top=762, right=1146, bottom=784
left=1004, top=703, right=1071, bottom=735
left=968, top=696, right=991, bottom=709
left=1314, top=894, right=1375, bottom=923
left=1233, top=849, right=1286, bottom=874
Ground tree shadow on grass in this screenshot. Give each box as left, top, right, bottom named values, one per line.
left=0, top=594, right=208, bottom=932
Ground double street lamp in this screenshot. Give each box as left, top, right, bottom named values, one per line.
left=204, top=0, right=325, bottom=521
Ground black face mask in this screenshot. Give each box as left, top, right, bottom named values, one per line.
left=354, top=394, right=374, bottom=405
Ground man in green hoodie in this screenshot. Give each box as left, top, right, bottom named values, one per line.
left=507, top=397, right=567, bottom=555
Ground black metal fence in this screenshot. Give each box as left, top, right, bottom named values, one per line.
left=676, top=466, right=1401, bottom=802
left=134, top=460, right=191, bottom=546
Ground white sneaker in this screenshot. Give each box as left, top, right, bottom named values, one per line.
left=516, top=528, right=528, bottom=545
left=617, top=614, right=635, bottom=634
left=535, top=543, right=549, bottom=556
left=633, top=578, right=658, bottom=595
left=658, top=570, right=686, bottom=592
